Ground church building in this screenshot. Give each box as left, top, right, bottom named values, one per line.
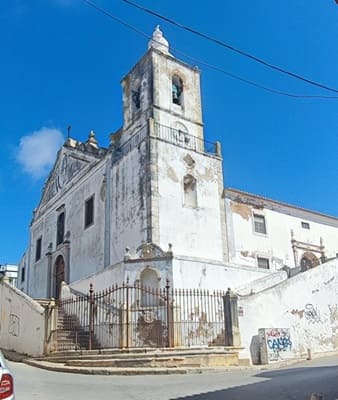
left=19, top=27, right=338, bottom=299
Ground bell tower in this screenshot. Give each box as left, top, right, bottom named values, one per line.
left=121, top=26, right=204, bottom=141
left=112, top=27, right=227, bottom=264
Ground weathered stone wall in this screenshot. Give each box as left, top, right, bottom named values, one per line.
left=237, top=259, right=338, bottom=364
left=0, top=279, right=45, bottom=356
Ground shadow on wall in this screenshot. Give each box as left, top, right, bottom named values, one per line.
left=170, top=366, right=338, bottom=400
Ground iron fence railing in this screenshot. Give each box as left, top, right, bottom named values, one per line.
left=153, top=122, right=217, bottom=155
left=57, top=281, right=227, bottom=351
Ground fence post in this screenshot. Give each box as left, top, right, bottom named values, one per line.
left=126, top=278, right=130, bottom=349
left=88, top=283, right=94, bottom=351
left=223, top=288, right=241, bottom=347
left=166, top=279, right=172, bottom=348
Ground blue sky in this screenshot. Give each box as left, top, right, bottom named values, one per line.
left=1, top=0, right=337, bottom=264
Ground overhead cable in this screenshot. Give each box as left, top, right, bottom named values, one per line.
left=82, top=0, right=338, bottom=99
left=121, top=0, right=338, bottom=95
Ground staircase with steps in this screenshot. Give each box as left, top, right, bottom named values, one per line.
left=56, top=309, right=98, bottom=351
left=28, top=346, right=246, bottom=375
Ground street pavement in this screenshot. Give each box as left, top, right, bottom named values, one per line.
left=9, top=355, right=338, bottom=400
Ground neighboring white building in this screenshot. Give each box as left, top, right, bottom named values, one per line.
left=0, top=264, right=18, bottom=287
left=19, top=27, right=338, bottom=299
left=225, top=188, right=338, bottom=271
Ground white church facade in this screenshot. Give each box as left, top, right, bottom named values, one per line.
left=19, top=27, right=338, bottom=300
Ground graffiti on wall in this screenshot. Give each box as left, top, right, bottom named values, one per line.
left=261, top=328, right=292, bottom=362
left=304, top=304, right=321, bottom=324
left=8, top=314, right=20, bottom=337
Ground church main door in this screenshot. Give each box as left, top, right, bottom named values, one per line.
left=54, top=255, right=65, bottom=299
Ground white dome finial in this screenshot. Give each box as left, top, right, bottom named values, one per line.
left=148, top=25, right=170, bottom=55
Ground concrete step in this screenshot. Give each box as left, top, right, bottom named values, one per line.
left=36, top=347, right=242, bottom=369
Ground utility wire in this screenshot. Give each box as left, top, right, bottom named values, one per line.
left=82, top=0, right=338, bottom=99
left=121, top=0, right=338, bottom=95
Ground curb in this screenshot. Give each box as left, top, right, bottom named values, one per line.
left=22, top=357, right=306, bottom=376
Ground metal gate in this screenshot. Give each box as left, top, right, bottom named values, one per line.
left=56, top=280, right=226, bottom=351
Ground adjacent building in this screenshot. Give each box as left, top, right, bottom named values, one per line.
left=0, top=264, right=18, bottom=287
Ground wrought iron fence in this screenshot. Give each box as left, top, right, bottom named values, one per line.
left=56, top=281, right=227, bottom=351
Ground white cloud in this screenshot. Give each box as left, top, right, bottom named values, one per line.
left=16, top=127, right=64, bottom=179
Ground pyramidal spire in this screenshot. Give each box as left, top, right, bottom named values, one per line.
left=148, top=25, right=170, bottom=55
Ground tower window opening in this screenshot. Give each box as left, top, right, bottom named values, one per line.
left=184, top=174, right=197, bottom=208
left=172, top=75, right=183, bottom=105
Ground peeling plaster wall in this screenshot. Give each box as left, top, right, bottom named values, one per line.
left=238, top=259, right=338, bottom=363
left=110, top=141, right=149, bottom=263
left=0, top=280, right=45, bottom=356
left=172, top=256, right=269, bottom=290
left=156, top=141, right=225, bottom=261
left=152, top=51, right=203, bottom=140
left=225, top=197, right=338, bottom=270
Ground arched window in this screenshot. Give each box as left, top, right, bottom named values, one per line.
left=183, top=174, right=197, bottom=208
left=140, top=268, right=159, bottom=307
left=300, top=252, right=319, bottom=272
left=56, top=212, right=65, bottom=246
left=172, top=75, right=183, bottom=106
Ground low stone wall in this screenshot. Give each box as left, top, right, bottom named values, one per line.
left=0, top=279, right=46, bottom=356
left=237, top=259, right=338, bottom=364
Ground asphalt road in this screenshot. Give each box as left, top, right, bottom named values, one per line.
left=9, top=355, right=338, bottom=400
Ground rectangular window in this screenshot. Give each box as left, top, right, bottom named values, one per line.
left=35, top=237, right=42, bottom=261
left=257, top=257, right=270, bottom=269
left=85, top=196, right=94, bottom=228
left=21, top=267, right=25, bottom=283
left=254, top=214, right=267, bottom=234
left=301, top=221, right=310, bottom=229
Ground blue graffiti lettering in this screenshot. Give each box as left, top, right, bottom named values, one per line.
left=267, top=336, right=292, bottom=351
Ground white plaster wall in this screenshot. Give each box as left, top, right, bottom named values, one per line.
left=67, top=162, right=106, bottom=281
left=69, top=259, right=173, bottom=294
left=156, top=141, right=224, bottom=261
left=110, top=141, right=149, bottom=263
left=69, top=262, right=124, bottom=294
left=0, top=280, right=45, bottom=356
left=172, top=256, right=270, bottom=290
left=238, top=259, right=338, bottom=363
left=226, top=198, right=338, bottom=270
left=121, top=52, right=153, bottom=133
left=28, top=155, right=107, bottom=297
left=152, top=51, right=203, bottom=140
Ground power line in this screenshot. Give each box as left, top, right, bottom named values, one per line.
left=121, top=0, right=338, bottom=95
left=82, top=0, right=338, bottom=99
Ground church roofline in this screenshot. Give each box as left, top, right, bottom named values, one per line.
left=224, top=187, right=338, bottom=223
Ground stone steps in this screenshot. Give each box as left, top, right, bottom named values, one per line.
left=36, top=347, right=243, bottom=370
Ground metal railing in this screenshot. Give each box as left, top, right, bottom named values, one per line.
left=57, top=281, right=227, bottom=350
left=109, top=121, right=219, bottom=164
left=153, top=122, right=218, bottom=155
